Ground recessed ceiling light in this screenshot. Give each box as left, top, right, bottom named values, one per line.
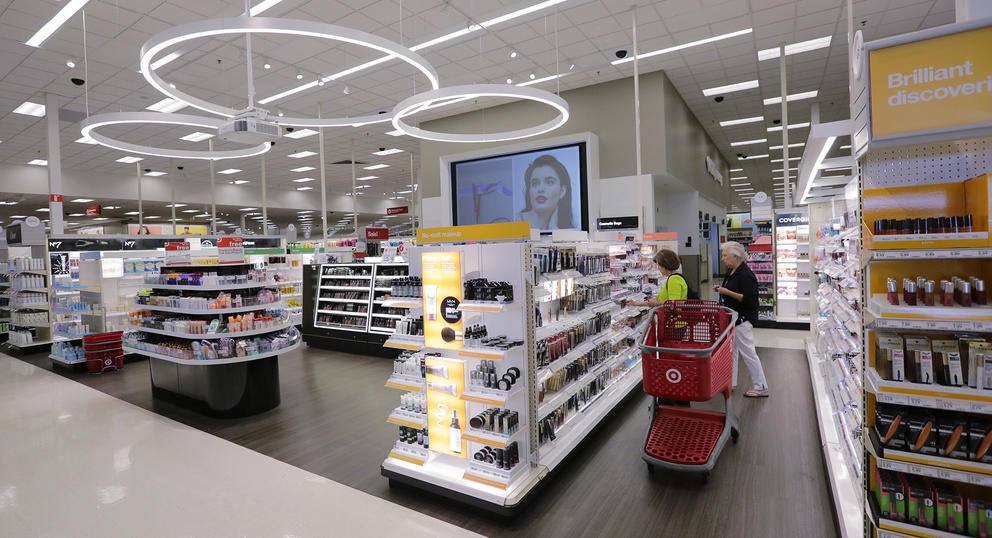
left=68, top=213, right=84, bottom=217
left=35, top=208, right=49, bottom=212
left=729, top=138, right=766, bottom=147
left=372, top=148, right=403, bottom=156
left=506, top=78, right=513, bottom=84
left=763, top=91, right=818, bottom=106
left=509, top=50, right=518, bottom=58
left=75, top=135, right=97, bottom=144
left=93, top=217, right=108, bottom=221
left=355, top=185, right=370, bottom=189
left=385, top=130, right=404, bottom=137
left=229, top=180, right=250, bottom=185
left=145, top=216, right=160, bottom=219
left=181, top=209, right=199, bottom=213
left=195, top=213, right=210, bottom=217
left=767, top=122, right=811, bottom=132
left=9, top=215, right=27, bottom=219
left=28, top=159, right=48, bottom=166
left=144, top=171, right=167, bottom=176
left=839, top=144, right=851, bottom=150
left=115, top=156, right=144, bottom=163
left=730, top=176, right=747, bottom=181
left=239, top=207, right=258, bottom=211
left=364, top=164, right=389, bottom=170
left=297, top=186, right=314, bottom=191
left=771, top=157, right=802, bottom=163
left=296, top=72, right=304, bottom=80
left=124, top=211, right=139, bottom=215
left=13, top=101, right=45, bottom=117
left=263, top=62, right=272, bottom=70
left=180, top=131, right=214, bottom=142
left=702, top=80, right=759, bottom=97
left=729, top=168, right=743, bottom=172
left=738, top=154, right=769, bottom=160
left=769, top=142, right=806, bottom=150
left=166, top=203, right=187, bottom=208
left=292, top=177, right=315, bottom=183
left=284, top=128, right=318, bottom=139
left=356, top=175, right=378, bottom=181
left=290, top=166, right=316, bottom=172
left=288, top=151, right=317, bottom=158
left=25, top=0, right=90, bottom=48
left=613, top=28, right=752, bottom=65
left=397, top=190, right=413, bottom=194
left=719, top=116, right=763, bottom=127
left=145, top=97, right=187, bottom=113
left=217, top=168, right=241, bottom=174
left=569, top=64, right=575, bottom=70
left=758, top=36, right=832, bottom=61
left=772, top=167, right=799, bottom=172
left=70, top=198, right=94, bottom=203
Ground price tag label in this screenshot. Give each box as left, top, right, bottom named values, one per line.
left=926, top=321, right=940, bottom=330
left=924, top=250, right=937, bottom=258
left=908, top=464, right=926, bottom=476
left=938, top=469, right=968, bottom=482
left=952, top=321, right=972, bottom=331
left=888, top=393, right=910, bottom=405
left=164, top=241, right=191, bottom=266
left=953, top=399, right=972, bottom=412
left=939, top=398, right=956, bottom=410
left=973, top=402, right=991, bottom=414
left=909, top=396, right=926, bottom=407
left=978, top=250, right=991, bottom=258
left=971, top=474, right=992, bottom=487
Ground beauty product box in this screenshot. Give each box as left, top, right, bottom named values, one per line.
left=934, top=338, right=965, bottom=387
left=906, top=336, right=934, bottom=384
left=877, top=333, right=906, bottom=381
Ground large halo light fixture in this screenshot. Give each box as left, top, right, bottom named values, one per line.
left=391, top=84, right=569, bottom=143
left=139, top=17, right=439, bottom=128
left=80, top=112, right=271, bottom=160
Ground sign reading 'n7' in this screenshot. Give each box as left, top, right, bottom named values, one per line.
left=869, top=25, right=992, bottom=139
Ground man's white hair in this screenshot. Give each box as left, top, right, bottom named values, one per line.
left=720, top=241, right=747, bottom=262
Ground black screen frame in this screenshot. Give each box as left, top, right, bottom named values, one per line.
left=449, top=141, right=589, bottom=233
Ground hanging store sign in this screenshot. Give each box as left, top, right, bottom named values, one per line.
left=418, top=222, right=530, bottom=244
left=869, top=24, right=992, bottom=139
left=705, top=155, right=724, bottom=185
left=366, top=227, right=389, bottom=240
left=85, top=205, right=101, bottom=216
left=775, top=213, right=809, bottom=226
left=164, top=241, right=191, bottom=265
left=48, top=237, right=123, bottom=252
left=596, top=216, right=639, bottom=231
left=217, top=236, right=245, bottom=264
left=387, top=206, right=409, bottom=215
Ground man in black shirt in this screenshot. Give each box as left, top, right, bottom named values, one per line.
left=714, top=241, right=769, bottom=398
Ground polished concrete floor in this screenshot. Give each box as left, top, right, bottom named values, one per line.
left=9, top=331, right=835, bottom=537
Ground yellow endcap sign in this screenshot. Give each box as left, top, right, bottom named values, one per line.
left=870, top=25, right=992, bottom=138
left=418, top=222, right=530, bottom=244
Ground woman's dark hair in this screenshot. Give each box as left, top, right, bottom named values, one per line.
left=523, top=154, right=573, bottom=228
left=654, top=248, right=681, bottom=271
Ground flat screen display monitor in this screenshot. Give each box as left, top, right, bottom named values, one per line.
left=449, top=142, right=588, bottom=233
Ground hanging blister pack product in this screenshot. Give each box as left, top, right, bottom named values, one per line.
left=933, top=338, right=964, bottom=386
left=877, top=333, right=906, bottom=382
left=965, top=339, right=992, bottom=388
left=906, top=336, right=933, bottom=384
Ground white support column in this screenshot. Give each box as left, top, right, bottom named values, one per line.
left=779, top=43, right=790, bottom=208
left=351, top=140, right=358, bottom=237
left=409, top=152, right=415, bottom=233
left=45, top=93, right=64, bottom=234
left=170, top=173, right=177, bottom=229
left=632, top=6, right=644, bottom=226
left=318, top=103, right=328, bottom=245
left=957, top=0, right=992, bottom=22
left=209, top=139, right=217, bottom=234
left=136, top=162, right=143, bottom=231
left=261, top=153, right=268, bottom=234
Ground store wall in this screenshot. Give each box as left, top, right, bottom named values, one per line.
left=0, top=163, right=391, bottom=214
left=416, top=69, right=730, bottom=219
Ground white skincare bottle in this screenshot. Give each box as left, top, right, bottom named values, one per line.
left=449, top=410, right=462, bottom=454
left=424, top=284, right=438, bottom=321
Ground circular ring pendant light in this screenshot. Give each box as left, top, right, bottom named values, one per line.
left=139, top=16, right=440, bottom=128
left=80, top=112, right=271, bottom=160
left=390, top=84, right=569, bottom=143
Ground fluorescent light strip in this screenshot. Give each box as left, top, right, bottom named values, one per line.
left=284, top=128, right=318, bottom=139
left=180, top=131, right=214, bottom=142
left=249, top=0, right=284, bottom=16
left=259, top=0, right=568, bottom=104
left=292, top=178, right=316, bottom=183
left=738, top=154, right=768, bottom=160
left=75, top=136, right=97, bottom=144
left=772, top=168, right=799, bottom=172
left=719, top=116, right=763, bottom=127
left=150, top=52, right=180, bottom=71
left=372, top=148, right=403, bottom=156
left=217, top=168, right=241, bottom=174
left=518, top=73, right=567, bottom=87
left=288, top=151, right=317, bottom=158
left=357, top=176, right=378, bottom=181
left=613, top=28, right=752, bottom=65
left=730, top=138, right=766, bottom=147
left=26, top=0, right=90, bottom=47
left=28, top=159, right=48, bottom=166
left=364, top=164, right=388, bottom=170
left=729, top=168, right=743, bottom=172
left=291, top=166, right=315, bottom=172
left=146, top=97, right=188, bottom=113
left=758, top=36, right=832, bottom=61
left=763, top=91, right=818, bottom=106
left=769, top=142, right=805, bottom=150
left=839, top=144, right=851, bottom=150
left=13, top=101, right=46, bottom=117
left=767, top=122, right=811, bottom=132
left=115, top=156, right=144, bottom=164
left=771, top=157, right=801, bottom=163
left=702, top=80, right=758, bottom=97
left=385, top=130, right=404, bottom=137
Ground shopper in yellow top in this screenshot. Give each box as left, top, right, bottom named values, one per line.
left=627, top=249, right=688, bottom=307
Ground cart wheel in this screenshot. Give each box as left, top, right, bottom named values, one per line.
left=701, top=472, right=710, bottom=484
left=646, top=462, right=654, bottom=475
left=731, top=427, right=740, bottom=444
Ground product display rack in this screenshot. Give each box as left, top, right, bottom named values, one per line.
left=747, top=221, right=776, bottom=326
left=124, top=262, right=300, bottom=417
left=774, top=209, right=811, bottom=324
left=808, top=209, right=863, bottom=538
left=301, top=261, right=410, bottom=355
left=3, top=240, right=52, bottom=354
left=380, top=233, right=648, bottom=513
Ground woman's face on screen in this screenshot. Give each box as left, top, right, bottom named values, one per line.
left=528, top=165, right=565, bottom=213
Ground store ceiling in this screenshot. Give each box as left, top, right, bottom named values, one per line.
left=0, top=0, right=956, bottom=215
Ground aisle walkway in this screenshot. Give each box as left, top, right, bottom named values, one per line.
left=0, top=354, right=479, bottom=538
left=8, top=329, right=833, bottom=537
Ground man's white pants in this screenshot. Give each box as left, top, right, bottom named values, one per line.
left=732, top=321, right=768, bottom=389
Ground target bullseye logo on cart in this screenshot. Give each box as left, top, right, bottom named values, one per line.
left=665, top=369, right=682, bottom=384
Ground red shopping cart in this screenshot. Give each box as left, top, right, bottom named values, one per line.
left=84, top=332, right=124, bottom=373
left=637, top=300, right=739, bottom=482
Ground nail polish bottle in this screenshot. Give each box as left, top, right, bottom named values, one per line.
left=961, top=281, right=972, bottom=307
left=924, top=280, right=935, bottom=307
left=904, top=279, right=917, bottom=306
left=917, top=276, right=927, bottom=304
left=942, top=281, right=954, bottom=307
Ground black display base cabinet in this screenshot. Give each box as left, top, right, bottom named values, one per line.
left=149, top=356, right=280, bottom=418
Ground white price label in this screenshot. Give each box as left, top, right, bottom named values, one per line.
left=938, top=468, right=968, bottom=482
left=952, top=321, right=971, bottom=331
left=939, top=399, right=956, bottom=410
left=926, top=321, right=940, bottom=330
left=973, top=402, right=990, bottom=414
left=924, top=251, right=937, bottom=258
left=979, top=250, right=992, bottom=257
left=971, top=474, right=992, bottom=487
left=953, top=399, right=972, bottom=412
left=888, top=393, right=910, bottom=405
left=949, top=250, right=961, bottom=257
left=907, top=464, right=924, bottom=475
left=908, top=396, right=926, bottom=407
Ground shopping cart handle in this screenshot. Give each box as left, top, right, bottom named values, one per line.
left=636, top=306, right=738, bottom=357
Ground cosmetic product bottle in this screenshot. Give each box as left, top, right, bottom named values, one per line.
left=904, top=279, right=917, bottom=306
left=976, top=279, right=987, bottom=306
left=449, top=410, right=462, bottom=454
left=962, top=214, right=973, bottom=233
left=917, top=276, right=927, bottom=304
left=961, top=281, right=972, bottom=307
left=424, top=284, right=438, bottom=321
left=924, top=280, right=935, bottom=307
left=943, top=281, right=955, bottom=307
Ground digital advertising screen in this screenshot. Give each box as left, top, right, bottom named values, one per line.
left=450, top=142, right=588, bottom=233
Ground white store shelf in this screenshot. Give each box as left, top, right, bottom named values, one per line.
left=146, top=282, right=273, bottom=291
left=135, top=321, right=292, bottom=340
left=123, top=340, right=301, bottom=365
left=133, top=302, right=280, bottom=315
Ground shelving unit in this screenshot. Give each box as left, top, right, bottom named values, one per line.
left=380, top=232, right=649, bottom=513
left=774, top=210, right=811, bottom=323
left=126, top=260, right=300, bottom=417
left=3, top=231, right=52, bottom=353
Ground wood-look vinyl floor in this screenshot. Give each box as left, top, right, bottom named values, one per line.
left=16, top=345, right=837, bottom=538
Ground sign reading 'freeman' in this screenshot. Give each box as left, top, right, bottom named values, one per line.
left=869, top=25, right=992, bottom=139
